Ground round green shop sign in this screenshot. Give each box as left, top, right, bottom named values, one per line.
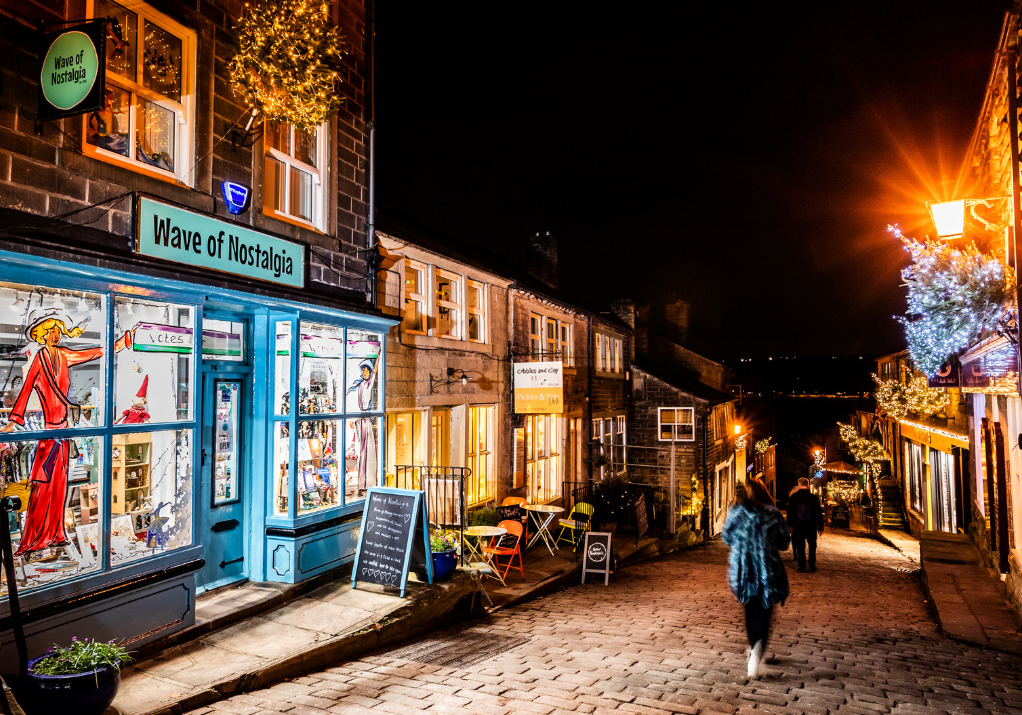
left=40, top=31, right=99, bottom=111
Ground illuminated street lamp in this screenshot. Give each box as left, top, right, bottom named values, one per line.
left=926, top=199, right=966, bottom=239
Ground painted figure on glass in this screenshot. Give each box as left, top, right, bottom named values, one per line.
left=0, top=308, right=132, bottom=555
left=346, top=358, right=377, bottom=492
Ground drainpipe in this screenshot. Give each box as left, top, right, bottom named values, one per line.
left=586, top=314, right=594, bottom=480
left=702, top=408, right=711, bottom=536
left=365, top=0, right=377, bottom=305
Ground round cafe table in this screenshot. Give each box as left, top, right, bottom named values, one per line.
left=526, top=504, right=564, bottom=557
left=463, top=525, right=508, bottom=585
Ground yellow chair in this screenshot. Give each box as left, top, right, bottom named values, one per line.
left=556, top=502, right=594, bottom=548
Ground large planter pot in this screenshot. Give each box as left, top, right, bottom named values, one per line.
left=17, top=655, right=122, bottom=715
left=432, top=549, right=458, bottom=582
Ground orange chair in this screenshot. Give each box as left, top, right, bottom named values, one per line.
left=482, top=519, right=525, bottom=582
left=501, top=496, right=530, bottom=539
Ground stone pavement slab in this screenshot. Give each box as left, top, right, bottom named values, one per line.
left=180, top=531, right=1022, bottom=715
left=919, top=531, right=1022, bottom=654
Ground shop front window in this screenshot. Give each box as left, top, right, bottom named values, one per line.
left=202, top=319, right=244, bottom=362
left=345, top=330, right=381, bottom=413
left=273, top=422, right=289, bottom=516
left=467, top=406, right=493, bottom=506
left=299, top=323, right=344, bottom=415
left=525, top=414, right=561, bottom=504
left=296, top=420, right=340, bottom=513
left=386, top=411, right=422, bottom=486
left=345, top=415, right=380, bottom=504
left=274, top=321, right=291, bottom=416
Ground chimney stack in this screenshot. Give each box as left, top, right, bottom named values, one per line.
left=527, top=231, right=558, bottom=289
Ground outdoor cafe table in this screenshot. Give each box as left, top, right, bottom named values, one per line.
left=526, top=504, right=564, bottom=557
left=463, top=525, right=508, bottom=585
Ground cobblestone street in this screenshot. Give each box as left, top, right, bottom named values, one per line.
left=185, top=532, right=1022, bottom=715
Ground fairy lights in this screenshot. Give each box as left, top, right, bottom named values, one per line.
left=754, top=437, right=771, bottom=455
left=872, top=374, right=948, bottom=420
left=228, top=0, right=346, bottom=129
left=897, top=237, right=1016, bottom=376
left=837, top=422, right=887, bottom=464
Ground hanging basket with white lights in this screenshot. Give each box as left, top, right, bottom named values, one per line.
left=227, top=0, right=346, bottom=129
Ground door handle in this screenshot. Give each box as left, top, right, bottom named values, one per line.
left=211, top=519, right=239, bottom=533
left=220, top=556, right=244, bottom=568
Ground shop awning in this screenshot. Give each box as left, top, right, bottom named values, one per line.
left=822, top=461, right=861, bottom=475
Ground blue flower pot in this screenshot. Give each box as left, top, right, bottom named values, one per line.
left=17, top=655, right=122, bottom=715
left=432, top=548, right=458, bottom=582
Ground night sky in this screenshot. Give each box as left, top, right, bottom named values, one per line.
left=375, top=1, right=1008, bottom=360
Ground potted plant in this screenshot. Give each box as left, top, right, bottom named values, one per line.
left=18, top=637, right=132, bottom=715
left=429, top=529, right=460, bottom=582
left=594, top=473, right=631, bottom=532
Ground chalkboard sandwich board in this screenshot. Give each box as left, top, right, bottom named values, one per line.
left=352, top=487, right=433, bottom=597
left=582, top=531, right=613, bottom=585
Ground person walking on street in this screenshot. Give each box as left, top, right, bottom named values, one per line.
left=722, top=477, right=790, bottom=679
left=787, top=477, right=824, bottom=573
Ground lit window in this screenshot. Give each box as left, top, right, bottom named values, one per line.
left=85, top=0, right=194, bottom=183
left=546, top=317, right=557, bottom=359
left=467, top=406, right=493, bottom=505
left=659, top=407, right=695, bottom=442
left=530, top=313, right=542, bottom=358
left=435, top=270, right=461, bottom=339
left=403, top=261, right=426, bottom=334
left=467, top=281, right=485, bottom=342
left=526, top=414, right=561, bottom=503
left=263, top=121, right=326, bottom=229
left=595, top=332, right=623, bottom=374
left=560, top=323, right=572, bottom=367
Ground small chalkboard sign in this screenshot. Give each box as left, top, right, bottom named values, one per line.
left=634, top=492, right=649, bottom=544
left=582, top=531, right=613, bottom=585
left=496, top=505, right=522, bottom=522
left=352, top=487, right=433, bottom=597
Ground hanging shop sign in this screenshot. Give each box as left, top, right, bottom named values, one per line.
left=351, top=487, right=433, bottom=597
left=513, top=361, right=563, bottom=414
left=961, top=337, right=1019, bottom=395
left=928, top=361, right=961, bottom=388
left=136, top=196, right=305, bottom=288
left=37, top=21, right=105, bottom=121
left=221, top=181, right=252, bottom=215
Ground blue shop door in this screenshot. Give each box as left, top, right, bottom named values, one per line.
left=197, top=376, right=247, bottom=589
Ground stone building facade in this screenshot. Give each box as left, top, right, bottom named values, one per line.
left=374, top=224, right=512, bottom=509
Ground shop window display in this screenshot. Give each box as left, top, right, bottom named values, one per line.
left=275, top=321, right=291, bottom=416
left=114, top=298, right=193, bottom=423
left=345, top=415, right=379, bottom=503
left=345, top=330, right=380, bottom=413
left=274, top=422, right=289, bottom=515
left=296, top=420, right=340, bottom=512
left=299, top=323, right=343, bottom=415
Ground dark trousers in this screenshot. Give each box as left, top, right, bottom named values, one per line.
left=792, top=527, right=817, bottom=570
left=744, top=599, right=773, bottom=648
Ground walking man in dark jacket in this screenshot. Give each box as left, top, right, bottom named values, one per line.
left=787, top=477, right=824, bottom=572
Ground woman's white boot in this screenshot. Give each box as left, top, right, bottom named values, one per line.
left=748, top=640, right=763, bottom=679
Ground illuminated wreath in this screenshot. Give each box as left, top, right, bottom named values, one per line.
left=228, top=0, right=345, bottom=129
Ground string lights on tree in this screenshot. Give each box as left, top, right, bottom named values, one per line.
left=872, top=374, right=948, bottom=420
left=895, top=237, right=1015, bottom=376
left=228, top=0, right=346, bottom=129
left=837, top=422, right=887, bottom=464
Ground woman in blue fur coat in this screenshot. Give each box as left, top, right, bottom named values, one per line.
left=721, top=477, right=790, bottom=678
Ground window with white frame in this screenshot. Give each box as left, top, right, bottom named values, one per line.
left=530, top=313, right=542, bottom=357
left=85, top=0, right=194, bottom=183
left=595, top=331, right=623, bottom=374
left=466, top=281, right=485, bottom=342
left=560, top=322, right=573, bottom=366
left=435, top=270, right=461, bottom=338
left=403, top=260, right=426, bottom=334
left=526, top=414, right=561, bottom=502
left=467, top=405, right=493, bottom=505
left=263, top=121, right=327, bottom=229
left=659, top=407, right=695, bottom=442
left=546, top=316, right=557, bottom=359
left=614, top=415, right=626, bottom=470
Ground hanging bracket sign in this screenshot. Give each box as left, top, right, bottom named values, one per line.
left=352, top=487, right=434, bottom=597
left=136, top=196, right=306, bottom=288
left=37, top=21, right=106, bottom=121
left=513, top=361, right=564, bottom=414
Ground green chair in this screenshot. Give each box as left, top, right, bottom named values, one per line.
left=556, top=502, right=594, bottom=548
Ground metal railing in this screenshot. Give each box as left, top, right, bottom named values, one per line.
left=393, top=465, right=469, bottom=564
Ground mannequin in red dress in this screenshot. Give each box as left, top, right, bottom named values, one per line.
left=0, top=310, right=131, bottom=555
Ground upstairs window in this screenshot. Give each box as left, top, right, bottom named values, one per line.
left=530, top=313, right=542, bottom=357
left=467, top=281, right=485, bottom=342
left=435, top=270, right=461, bottom=339
left=595, top=331, right=624, bottom=374
left=85, top=0, right=194, bottom=184
left=403, top=261, right=426, bottom=334
left=659, top=407, right=695, bottom=442
left=263, top=121, right=326, bottom=229
left=560, top=323, right=573, bottom=367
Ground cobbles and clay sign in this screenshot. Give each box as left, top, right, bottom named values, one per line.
left=352, top=487, right=433, bottom=597
left=513, top=361, right=563, bottom=414
left=37, top=21, right=105, bottom=121
left=136, top=196, right=305, bottom=288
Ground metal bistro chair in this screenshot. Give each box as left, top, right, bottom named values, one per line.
left=556, top=502, right=594, bottom=549
left=501, top=496, right=529, bottom=540
left=482, top=520, right=525, bottom=582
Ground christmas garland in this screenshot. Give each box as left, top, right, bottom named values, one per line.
left=897, top=238, right=1015, bottom=376
left=754, top=437, right=771, bottom=455
left=837, top=422, right=887, bottom=464
left=228, top=0, right=345, bottom=129
left=872, top=374, right=948, bottom=420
